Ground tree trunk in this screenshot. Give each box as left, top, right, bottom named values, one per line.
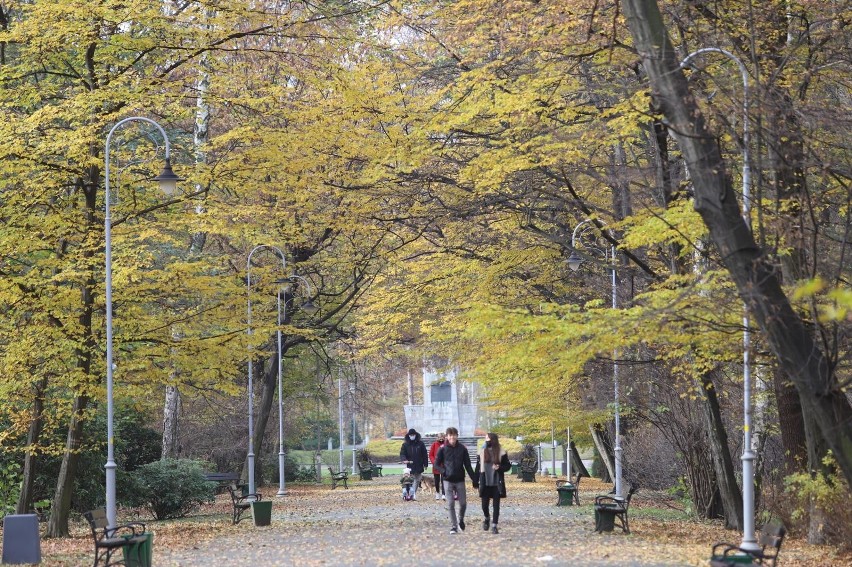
left=16, top=376, right=49, bottom=515
left=161, top=385, right=181, bottom=459
left=620, top=0, right=852, bottom=486
left=46, top=225, right=98, bottom=537
left=697, top=368, right=743, bottom=529
left=773, top=365, right=808, bottom=474
left=589, top=423, right=615, bottom=484
left=45, top=395, right=89, bottom=538
left=765, top=78, right=811, bottom=480
left=252, top=352, right=280, bottom=486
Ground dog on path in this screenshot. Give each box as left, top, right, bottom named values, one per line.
left=419, top=475, right=435, bottom=494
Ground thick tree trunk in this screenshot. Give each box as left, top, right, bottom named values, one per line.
left=16, top=376, right=49, bottom=515
left=772, top=367, right=807, bottom=473
left=45, top=395, right=89, bottom=538
left=697, top=369, right=743, bottom=529
left=621, top=0, right=852, bottom=486
left=589, top=423, right=615, bottom=483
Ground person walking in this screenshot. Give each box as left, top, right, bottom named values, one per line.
left=399, top=428, right=429, bottom=501
left=434, top=427, right=477, bottom=534
left=428, top=433, right=447, bottom=501
left=475, top=432, right=511, bottom=534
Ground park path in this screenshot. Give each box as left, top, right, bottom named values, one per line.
left=155, top=475, right=703, bottom=567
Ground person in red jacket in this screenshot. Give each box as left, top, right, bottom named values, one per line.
left=428, top=433, right=447, bottom=501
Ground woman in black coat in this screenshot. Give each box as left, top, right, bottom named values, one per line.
left=474, top=432, right=512, bottom=534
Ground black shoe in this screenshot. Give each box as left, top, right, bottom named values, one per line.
left=449, top=527, right=458, bottom=534
left=483, top=518, right=490, bottom=531
left=491, top=525, right=499, bottom=534
left=459, top=519, right=465, bottom=531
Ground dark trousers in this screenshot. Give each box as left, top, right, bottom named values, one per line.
left=481, top=485, right=501, bottom=524
left=434, top=473, right=444, bottom=494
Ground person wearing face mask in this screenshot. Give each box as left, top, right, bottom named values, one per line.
left=428, top=434, right=447, bottom=500
left=474, top=432, right=511, bottom=534
left=399, top=428, right=429, bottom=500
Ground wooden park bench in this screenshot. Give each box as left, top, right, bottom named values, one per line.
left=226, top=483, right=261, bottom=525
left=556, top=471, right=584, bottom=506
left=594, top=484, right=638, bottom=534
left=328, top=466, right=349, bottom=489
left=519, top=457, right=537, bottom=482
left=710, top=522, right=786, bottom=567
left=369, top=459, right=383, bottom=477
left=83, top=508, right=148, bottom=567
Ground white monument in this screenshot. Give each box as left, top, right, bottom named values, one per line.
left=404, top=364, right=478, bottom=437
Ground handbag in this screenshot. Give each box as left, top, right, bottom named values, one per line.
left=498, top=475, right=507, bottom=498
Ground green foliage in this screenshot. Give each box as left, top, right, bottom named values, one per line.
left=124, top=459, right=214, bottom=520
left=783, top=454, right=852, bottom=545
left=0, top=461, right=22, bottom=516
left=666, top=477, right=695, bottom=517
left=290, top=414, right=340, bottom=451
left=5, top=405, right=164, bottom=514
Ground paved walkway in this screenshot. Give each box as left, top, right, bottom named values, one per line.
left=156, top=476, right=701, bottom=567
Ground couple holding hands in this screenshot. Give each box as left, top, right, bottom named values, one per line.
left=404, top=426, right=510, bottom=534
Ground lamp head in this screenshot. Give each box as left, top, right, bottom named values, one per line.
left=567, top=251, right=583, bottom=271
left=153, top=157, right=184, bottom=196
left=301, top=297, right=319, bottom=315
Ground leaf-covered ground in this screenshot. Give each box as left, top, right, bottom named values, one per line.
left=4, top=476, right=850, bottom=566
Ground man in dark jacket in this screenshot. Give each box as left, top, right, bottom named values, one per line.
left=399, top=428, right=429, bottom=500
left=434, top=426, right=478, bottom=533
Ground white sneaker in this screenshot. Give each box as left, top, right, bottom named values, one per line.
left=412, top=494, right=417, bottom=500
left=435, top=494, right=441, bottom=500
left=442, top=494, right=447, bottom=500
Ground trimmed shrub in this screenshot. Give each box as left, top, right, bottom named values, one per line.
left=364, top=439, right=405, bottom=461
left=126, top=459, right=214, bottom=520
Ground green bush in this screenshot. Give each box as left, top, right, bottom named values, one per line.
left=364, top=439, right=405, bottom=461
left=781, top=454, right=852, bottom=546
left=0, top=461, right=22, bottom=516
left=125, top=459, right=214, bottom=520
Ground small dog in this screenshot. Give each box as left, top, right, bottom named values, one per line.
left=419, top=475, right=435, bottom=493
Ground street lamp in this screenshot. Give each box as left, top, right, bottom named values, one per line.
left=569, top=218, right=622, bottom=498
left=104, top=116, right=183, bottom=528
left=338, top=375, right=345, bottom=472
left=349, top=385, right=359, bottom=475
left=680, top=48, right=757, bottom=552
left=272, top=274, right=318, bottom=496
left=246, top=245, right=287, bottom=495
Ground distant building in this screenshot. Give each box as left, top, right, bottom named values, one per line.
left=404, top=363, right=478, bottom=437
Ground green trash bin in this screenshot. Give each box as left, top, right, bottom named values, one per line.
left=556, top=484, right=576, bottom=506
left=122, top=532, right=153, bottom=567
left=510, top=462, right=519, bottom=475
left=594, top=506, right=617, bottom=532
left=251, top=500, right=273, bottom=526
